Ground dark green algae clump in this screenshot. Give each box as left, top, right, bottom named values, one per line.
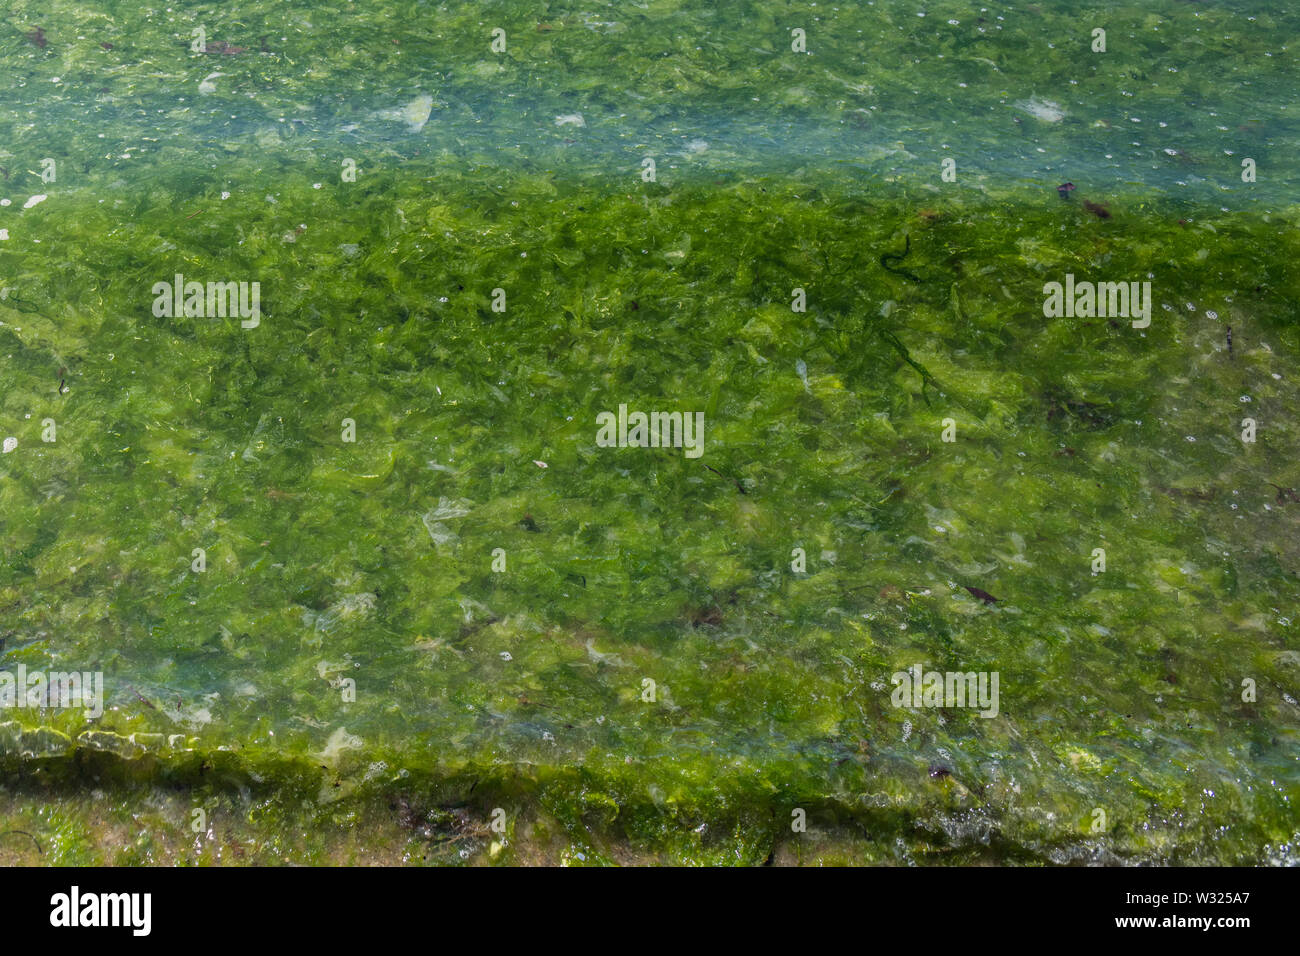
left=1, top=168, right=1298, bottom=865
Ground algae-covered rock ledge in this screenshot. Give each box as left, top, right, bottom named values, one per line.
left=2, top=0, right=1299, bottom=867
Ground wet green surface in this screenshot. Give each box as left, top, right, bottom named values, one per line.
left=0, top=1, right=1297, bottom=864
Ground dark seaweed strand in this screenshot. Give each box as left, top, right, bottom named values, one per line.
left=828, top=229, right=938, bottom=405
left=0, top=830, right=42, bottom=855
left=707, top=463, right=748, bottom=494
left=880, top=234, right=922, bottom=282
left=879, top=327, right=938, bottom=406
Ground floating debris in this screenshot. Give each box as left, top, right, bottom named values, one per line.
left=1014, top=96, right=1065, bottom=123
left=375, top=93, right=434, bottom=132
left=964, top=585, right=999, bottom=605
left=422, top=497, right=474, bottom=546
left=316, top=727, right=364, bottom=768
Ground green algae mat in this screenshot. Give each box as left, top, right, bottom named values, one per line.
left=0, top=0, right=1297, bottom=865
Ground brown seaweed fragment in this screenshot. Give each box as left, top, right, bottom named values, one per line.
left=1267, top=482, right=1299, bottom=505
left=963, top=586, right=999, bottom=605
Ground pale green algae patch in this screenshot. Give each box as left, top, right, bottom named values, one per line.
left=1, top=0, right=1299, bottom=863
